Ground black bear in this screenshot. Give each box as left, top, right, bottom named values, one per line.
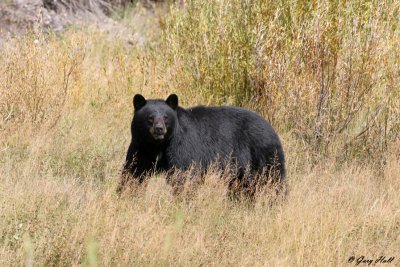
left=119, top=94, right=286, bottom=194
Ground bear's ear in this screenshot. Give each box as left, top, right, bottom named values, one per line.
left=166, top=94, right=178, bottom=110
left=133, top=94, right=147, bottom=111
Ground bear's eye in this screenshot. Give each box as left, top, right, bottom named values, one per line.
left=147, top=116, right=154, bottom=123
left=163, top=115, right=169, bottom=122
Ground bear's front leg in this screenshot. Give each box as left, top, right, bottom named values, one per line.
left=118, top=142, right=161, bottom=193
left=117, top=142, right=140, bottom=194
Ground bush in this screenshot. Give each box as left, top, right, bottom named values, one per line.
left=157, top=0, right=400, bottom=164
left=0, top=33, right=85, bottom=130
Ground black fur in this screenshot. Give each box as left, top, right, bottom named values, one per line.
left=119, top=94, right=285, bottom=193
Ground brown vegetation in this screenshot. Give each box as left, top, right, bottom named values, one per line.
left=0, top=0, right=399, bottom=266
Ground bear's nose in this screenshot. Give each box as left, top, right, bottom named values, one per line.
left=154, top=125, right=165, bottom=134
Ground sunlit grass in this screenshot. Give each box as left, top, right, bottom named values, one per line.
left=0, top=1, right=399, bottom=265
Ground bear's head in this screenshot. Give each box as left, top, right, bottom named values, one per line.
left=132, top=94, right=178, bottom=144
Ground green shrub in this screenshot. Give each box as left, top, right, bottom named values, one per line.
left=157, top=0, right=400, bottom=164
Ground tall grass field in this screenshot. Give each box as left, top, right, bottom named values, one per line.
left=0, top=0, right=399, bottom=266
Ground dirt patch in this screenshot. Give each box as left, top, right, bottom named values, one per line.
left=0, top=0, right=164, bottom=47
left=0, top=0, right=70, bottom=46
left=0, top=0, right=134, bottom=45
left=0, top=1, right=40, bottom=39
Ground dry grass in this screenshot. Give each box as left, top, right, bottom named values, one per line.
left=1, top=156, right=399, bottom=266
left=1, top=1, right=399, bottom=266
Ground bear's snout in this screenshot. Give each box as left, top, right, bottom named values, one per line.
left=150, top=118, right=167, bottom=140
left=154, top=124, right=166, bottom=134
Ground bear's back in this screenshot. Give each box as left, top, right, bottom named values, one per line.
left=168, top=105, right=284, bottom=176
left=181, top=105, right=266, bottom=124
